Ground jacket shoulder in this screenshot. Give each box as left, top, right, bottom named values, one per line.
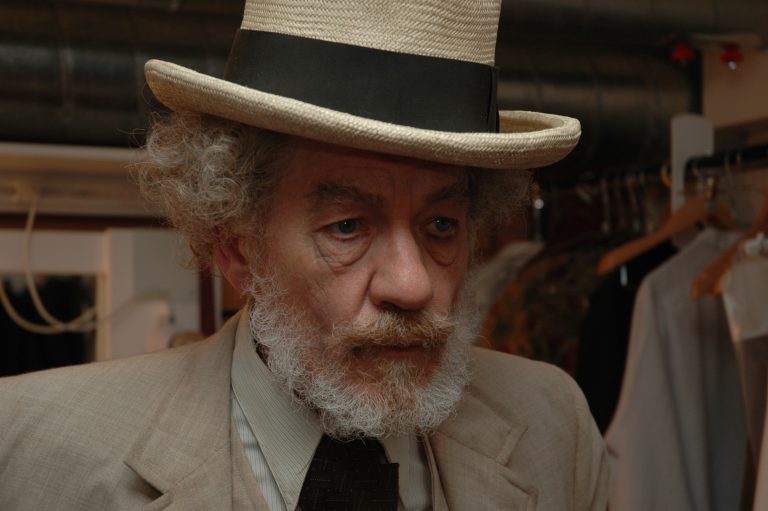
left=458, top=347, right=609, bottom=510
left=467, top=346, right=581, bottom=419
left=0, top=338, right=222, bottom=510
left=0, top=341, right=201, bottom=415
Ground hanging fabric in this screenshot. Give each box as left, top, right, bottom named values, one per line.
left=606, top=228, right=746, bottom=511
left=721, top=233, right=768, bottom=510
left=480, top=232, right=626, bottom=374
left=575, top=240, right=677, bottom=433
left=692, top=190, right=768, bottom=298
left=597, top=189, right=733, bottom=276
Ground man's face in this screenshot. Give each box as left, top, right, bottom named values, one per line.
left=245, top=139, right=476, bottom=438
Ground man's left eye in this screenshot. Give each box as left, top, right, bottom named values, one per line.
left=427, top=217, right=457, bottom=237
left=330, top=219, right=360, bottom=236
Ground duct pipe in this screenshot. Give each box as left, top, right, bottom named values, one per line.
left=500, top=0, right=768, bottom=43
left=44, top=0, right=244, bottom=17
left=19, top=0, right=768, bottom=42
left=0, top=4, right=236, bottom=146
left=0, top=3, right=696, bottom=173
left=495, top=42, right=698, bottom=173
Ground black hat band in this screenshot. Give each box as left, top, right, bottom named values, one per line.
left=224, top=30, right=499, bottom=133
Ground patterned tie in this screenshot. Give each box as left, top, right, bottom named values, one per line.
left=298, top=434, right=399, bottom=511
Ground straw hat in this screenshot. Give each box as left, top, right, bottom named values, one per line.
left=145, top=0, right=580, bottom=170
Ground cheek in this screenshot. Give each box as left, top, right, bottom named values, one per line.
left=424, top=238, right=460, bottom=265
left=424, top=231, right=470, bottom=267
left=292, top=266, right=373, bottom=331
left=433, top=240, right=470, bottom=286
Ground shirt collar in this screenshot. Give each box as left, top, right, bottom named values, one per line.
left=231, top=310, right=323, bottom=511
left=381, top=434, right=431, bottom=511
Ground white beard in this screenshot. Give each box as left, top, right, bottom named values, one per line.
left=247, top=273, right=479, bottom=439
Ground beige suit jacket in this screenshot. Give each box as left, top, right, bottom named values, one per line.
left=0, top=313, right=608, bottom=510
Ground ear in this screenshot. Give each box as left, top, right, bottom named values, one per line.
left=213, top=237, right=251, bottom=294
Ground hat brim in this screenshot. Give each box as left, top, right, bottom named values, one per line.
left=145, top=59, right=580, bottom=170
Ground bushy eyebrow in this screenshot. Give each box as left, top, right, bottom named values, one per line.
left=309, top=182, right=384, bottom=209
left=308, top=176, right=470, bottom=210
left=425, top=176, right=471, bottom=205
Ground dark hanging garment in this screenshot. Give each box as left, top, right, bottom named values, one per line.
left=576, top=240, right=677, bottom=432
left=481, top=233, right=631, bottom=375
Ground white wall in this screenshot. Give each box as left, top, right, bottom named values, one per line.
left=0, top=228, right=201, bottom=361
left=104, top=229, right=200, bottom=359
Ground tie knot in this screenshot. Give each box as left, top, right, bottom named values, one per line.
left=299, top=434, right=399, bottom=511
left=317, top=436, right=389, bottom=465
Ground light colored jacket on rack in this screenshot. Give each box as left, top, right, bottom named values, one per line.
left=606, top=229, right=746, bottom=511
left=0, top=311, right=608, bottom=510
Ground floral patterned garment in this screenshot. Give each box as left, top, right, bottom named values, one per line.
left=479, top=234, right=630, bottom=375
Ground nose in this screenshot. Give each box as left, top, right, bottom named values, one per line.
left=369, top=227, right=434, bottom=311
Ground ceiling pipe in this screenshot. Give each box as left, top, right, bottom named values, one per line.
left=500, top=0, right=768, bottom=44
left=495, top=42, right=698, bottom=174
left=14, top=0, right=768, bottom=42
left=0, top=4, right=237, bottom=146
left=25, top=0, right=244, bottom=16
left=0, top=1, right=707, bottom=174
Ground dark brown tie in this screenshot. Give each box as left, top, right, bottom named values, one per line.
left=298, top=435, right=399, bottom=511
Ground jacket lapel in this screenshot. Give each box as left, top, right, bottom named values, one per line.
left=423, top=433, right=450, bottom=511
left=430, top=387, right=537, bottom=511
left=124, top=315, right=241, bottom=510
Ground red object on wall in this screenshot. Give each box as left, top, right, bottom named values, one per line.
left=670, top=42, right=696, bottom=64
left=720, top=44, right=744, bottom=70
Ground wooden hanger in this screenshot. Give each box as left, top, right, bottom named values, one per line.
left=597, top=194, right=728, bottom=275
left=690, top=189, right=768, bottom=298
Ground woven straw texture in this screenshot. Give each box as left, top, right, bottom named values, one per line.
left=145, top=0, right=583, bottom=170
left=145, top=61, right=581, bottom=170
left=243, top=0, right=501, bottom=65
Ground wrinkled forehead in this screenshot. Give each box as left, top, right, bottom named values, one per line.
left=280, top=137, right=471, bottom=203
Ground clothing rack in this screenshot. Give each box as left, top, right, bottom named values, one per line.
left=686, top=143, right=768, bottom=173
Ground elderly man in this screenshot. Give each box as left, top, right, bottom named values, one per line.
left=0, top=0, right=607, bottom=509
